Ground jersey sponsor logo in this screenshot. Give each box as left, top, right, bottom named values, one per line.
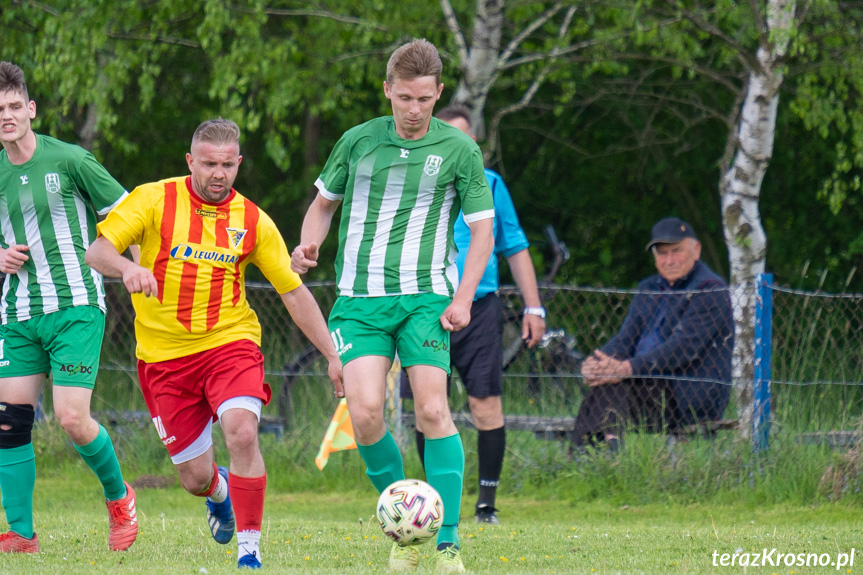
left=422, top=339, right=448, bottom=352
left=170, top=243, right=238, bottom=264
left=400, top=148, right=410, bottom=158
left=192, top=251, right=237, bottom=263
left=330, top=328, right=353, bottom=356
left=45, top=173, right=61, bottom=194
left=226, top=228, right=247, bottom=249
left=195, top=208, right=228, bottom=220
left=59, top=363, right=93, bottom=375
left=170, top=244, right=194, bottom=260
left=19, top=175, right=28, bottom=185
left=424, top=155, right=443, bottom=176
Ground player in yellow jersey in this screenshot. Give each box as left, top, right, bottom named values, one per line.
left=86, top=118, right=343, bottom=569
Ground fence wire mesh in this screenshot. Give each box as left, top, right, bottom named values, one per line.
left=79, top=280, right=863, bottom=455
left=770, top=287, right=863, bottom=437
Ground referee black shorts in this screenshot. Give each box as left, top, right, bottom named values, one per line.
left=400, top=293, right=505, bottom=400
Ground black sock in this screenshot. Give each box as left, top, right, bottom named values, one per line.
left=415, top=430, right=426, bottom=470
left=476, top=426, right=505, bottom=509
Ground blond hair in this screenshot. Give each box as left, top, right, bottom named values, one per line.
left=386, top=39, right=442, bottom=85
left=191, top=118, right=240, bottom=148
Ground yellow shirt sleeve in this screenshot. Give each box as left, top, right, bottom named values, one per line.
left=96, top=184, right=152, bottom=253
left=251, top=209, right=302, bottom=294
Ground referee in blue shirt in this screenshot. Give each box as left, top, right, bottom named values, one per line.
left=403, top=105, right=546, bottom=524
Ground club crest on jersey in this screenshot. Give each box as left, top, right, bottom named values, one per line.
left=45, top=173, right=61, bottom=193
left=170, top=244, right=193, bottom=260
left=424, top=155, right=443, bottom=176
left=226, top=228, right=247, bottom=249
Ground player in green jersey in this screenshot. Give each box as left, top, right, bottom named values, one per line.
left=0, top=61, right=138, bottom=553
left=292, top=39, right=494, bottom=573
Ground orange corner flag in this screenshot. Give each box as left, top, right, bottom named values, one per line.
left=315, top=397, right=357, bottom=470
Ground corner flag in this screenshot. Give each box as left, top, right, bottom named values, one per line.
left=315, top=398, right=357, bottom=470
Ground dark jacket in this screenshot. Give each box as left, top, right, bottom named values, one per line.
left=601, top=261, right=733, bottom=426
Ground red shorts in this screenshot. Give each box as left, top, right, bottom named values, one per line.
left=137, top=339, right=272, bottom=457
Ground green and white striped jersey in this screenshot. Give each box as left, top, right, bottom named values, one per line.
left=0, top=134, right=128, bottom=323
left=316, top=117, right=494, bottom=297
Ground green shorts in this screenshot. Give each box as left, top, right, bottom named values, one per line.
left=329, top=294, right=451, bottom=372
left=0, top=306, right=105, bottom=388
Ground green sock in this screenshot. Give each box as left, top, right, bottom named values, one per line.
left=425, top=433, right=464, bottom=548
left=0, top=444, right=36, bottom=538
left=437, top=525, right=458, bottom=548
left=74, top=425, right=126, bottom=501
left=356, top=429, right=404, bottom=494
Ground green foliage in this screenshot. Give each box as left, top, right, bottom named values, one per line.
left=2, top=0, right=863, bottom=290
left=762, top=105, right=863, bottom=291
left=783, top=1, right=863, bottom=280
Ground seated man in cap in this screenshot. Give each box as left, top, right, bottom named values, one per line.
left=572, top=217, right=733, bottom=449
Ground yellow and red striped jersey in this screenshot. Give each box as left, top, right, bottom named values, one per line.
left=97, top=176, right=302, bottom=362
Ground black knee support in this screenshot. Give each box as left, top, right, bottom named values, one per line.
left=0, top=403, right=35, bottom=448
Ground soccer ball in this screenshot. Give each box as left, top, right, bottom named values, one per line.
left=376, top=479, right=444, bottom=546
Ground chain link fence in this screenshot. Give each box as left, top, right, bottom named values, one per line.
left=770, top=287, right=863, bottom=442
left=79, top=280, right=863, bottom=456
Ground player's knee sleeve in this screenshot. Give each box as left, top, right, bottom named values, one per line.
left=0, top=403, right=36, bottom=448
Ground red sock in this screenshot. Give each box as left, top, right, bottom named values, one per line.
left=228, top=472, right=267, bottom=532
left=197, top=463, right=220, bottom=498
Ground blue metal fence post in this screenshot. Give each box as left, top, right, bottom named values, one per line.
left=753, top=273, right=774, bottom=451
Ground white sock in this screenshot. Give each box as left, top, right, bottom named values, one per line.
left=207, top=472, right=228, bottom=504
left=238, top=530, right=261, bottom=559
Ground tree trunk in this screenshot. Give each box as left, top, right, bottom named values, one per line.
left=78, top=54, right=109, bottom=152
left=77, top=103, right=99, bottom=151
left=446, top=0, right=504, bottom=140
left=303, top=108, right=322, bottom=207
left=720, top=0, right=796, bottom=440
left=442, top=1, right=579, bottom=165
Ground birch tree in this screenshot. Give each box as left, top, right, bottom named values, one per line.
left=718, top=1, right=796, bottom=439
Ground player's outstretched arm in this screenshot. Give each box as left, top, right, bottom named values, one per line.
left=291, top=193, right=340, bottom=274
left=0, top=244, right=30, bottom=274
left=441, top=217, right=494, bottom=332
left=86, top=237, right=158, bottom=297
left=279, top=285, right=344, bottom=398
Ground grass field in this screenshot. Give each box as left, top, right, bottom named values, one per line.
left=1, top=473, right=860, bottom=574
